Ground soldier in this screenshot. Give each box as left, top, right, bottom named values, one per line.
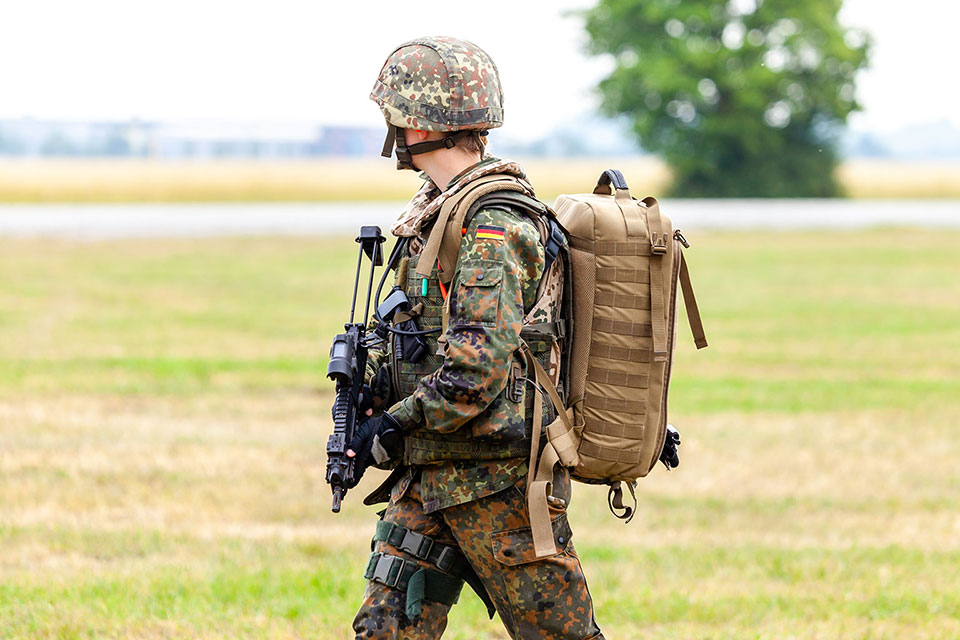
left=346, top=37, right=605, bottom=639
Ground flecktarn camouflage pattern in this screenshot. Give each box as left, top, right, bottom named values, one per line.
left=353, top=473, right=604, bottom=640
left=391, top=156, right=533, bottom=238
left=353, top=78, right=597, bottom=632
left=370, top=36, right=504, bottom=132
left=389, top=206, right=543, bottom=437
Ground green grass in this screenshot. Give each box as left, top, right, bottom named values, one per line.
left=1, top=231, right=957, bottom=411
left=1, top=229, right=959, bottom=638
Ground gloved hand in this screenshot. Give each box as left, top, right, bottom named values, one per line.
left=346, top=412, right=403, bottom=487
left=659, top=423, right=681, bottom=470
left=357, top=366, right=392, bottom=417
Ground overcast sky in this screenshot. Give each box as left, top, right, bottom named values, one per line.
left=0, top=0, right=955, bottom=138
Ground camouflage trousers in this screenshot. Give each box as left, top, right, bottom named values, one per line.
left=353, top=471, right=604, bottom=639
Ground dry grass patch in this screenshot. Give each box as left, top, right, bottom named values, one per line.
left=3, top=393, right=959, bottom=638
left=4, top=157, right=957, bottom=202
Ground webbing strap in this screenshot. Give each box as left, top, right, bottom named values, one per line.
left=364, top=551, right=464, bottom=618
left=591, top=419, right=645, bottom=438
left=644, top=197, right=669, bottom=362
left=595, top=267, right=649, bottom=283
left=615, top=186, right=646, bottom=237
left=374, top=521, right=461, bottom=571
left=591, top=341, right=651, bottom=363
left=587, top=366, right=649, bottom=389
left=437, top=179, right=524, bottom=286
left=545, top=408, right=580, bottom=467
left=521, top=344, right=554, bottom=559
left=520, top=342, right=575, bottom=559
left=579, top=440, right=643, bottom=464
left=594, top=290, right=651, bottom=310
left=416, top=174, right=522, bottom=283
left=567, top=238, right=655, bottom=256
left=679, top=249, right=709, bottom=349
left=584, top=392, right=647, bottom=414
left=592, top=317, right=653, bottom=338
left=372, top=522, right=496, bottom=618
left=405, top=435, right=530, bottom=460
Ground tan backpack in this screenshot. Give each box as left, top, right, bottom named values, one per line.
left=521, top=169, right=708, bottom=557
left=410, top=168, right=708, bottom=558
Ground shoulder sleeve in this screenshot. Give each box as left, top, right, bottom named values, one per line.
left=389, top=206, right=544, bottom=432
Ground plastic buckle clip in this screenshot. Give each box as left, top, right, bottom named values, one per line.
left=650, top=232, right=668, bottom=255
left=372, top=554, right=404, bottom=588
left=399, top=530, right=434, bottom=560
left=543, top=220, right=565, bottom=272
left=506, top=362, right=524, bottom=404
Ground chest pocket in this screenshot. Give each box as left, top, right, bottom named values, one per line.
left=455, top=259, right=503, bottom=327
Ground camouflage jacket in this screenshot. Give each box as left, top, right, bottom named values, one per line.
left=369, top=158, right=546, bottom=513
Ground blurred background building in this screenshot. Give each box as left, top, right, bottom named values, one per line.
left=2, top=117, right=959, bottom=160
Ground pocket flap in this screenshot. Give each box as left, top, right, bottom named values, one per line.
left=490, top=513, right=572, bottom=566
left=459, top=259, right=502, bottom=287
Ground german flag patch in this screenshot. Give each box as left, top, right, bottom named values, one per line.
left=476, top=225, right=505, bottom=241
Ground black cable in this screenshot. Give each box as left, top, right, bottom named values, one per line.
left=373, top=236, right=410, bottom=314
left=380, top=324, right=442, bottom=336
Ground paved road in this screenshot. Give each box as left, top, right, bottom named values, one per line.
left=0, top=200, right=957, bottom=237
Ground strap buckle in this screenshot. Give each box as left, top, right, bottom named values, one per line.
left=506, top=361, right=524, bottom=404
left=650, top=232, right=668, bottom=255
left=371, top=553, right=405, bottom=588
left=435, top=546, right=457, bottom=572
left=543, top=219, right=566, bottom=273
left=398, top=529, right=434, bottom=560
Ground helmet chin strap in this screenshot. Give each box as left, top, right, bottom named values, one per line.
left=381, top=125, right=487, bottom=171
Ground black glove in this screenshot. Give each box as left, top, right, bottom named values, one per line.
left=357, top=366, right=392, bottom=416
left=346, top=412, right=403, bottom=487
left=659, top=423, right=681, bottom=470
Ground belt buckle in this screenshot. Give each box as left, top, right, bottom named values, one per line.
left=371, top=554, right=404, bottom=588
left=399, top=530, right=434, bottom=560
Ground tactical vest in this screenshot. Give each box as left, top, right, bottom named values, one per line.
left=389, top=178, right=569, bottom=465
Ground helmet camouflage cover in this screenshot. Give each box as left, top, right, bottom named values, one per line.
left=370, top=36, right=504, bottom=132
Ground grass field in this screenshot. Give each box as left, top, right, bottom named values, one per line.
left=1, top=229, right=959, bottom=638
left=2, top=157, right=960, bottom=202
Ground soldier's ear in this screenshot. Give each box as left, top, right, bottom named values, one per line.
left=403, top=129, right=431, bottom=145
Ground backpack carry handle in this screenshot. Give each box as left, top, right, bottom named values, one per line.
left=593, top=169, right=630, bottom=196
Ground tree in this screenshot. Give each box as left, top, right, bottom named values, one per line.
left=584, top=0, right=869, bottom=197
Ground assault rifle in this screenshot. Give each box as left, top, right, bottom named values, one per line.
left=325, top=226, right=386, bottom=512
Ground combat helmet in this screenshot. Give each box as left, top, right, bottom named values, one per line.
left=370, top=36, right=504, bottom=170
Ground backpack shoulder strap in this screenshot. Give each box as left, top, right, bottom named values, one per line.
left=416, top=174, right=528, bottom=285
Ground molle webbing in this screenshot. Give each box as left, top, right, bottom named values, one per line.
left=522, top=170, right=710, bottom=556
left=592, top=318, right=653, bottom=338
left=394, top=253, right=443, bottom=400
left=405, top=433, right=532, bottom=462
